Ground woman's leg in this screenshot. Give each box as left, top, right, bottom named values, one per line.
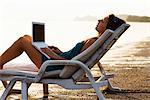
left=0, top=35, right=42, bottom=69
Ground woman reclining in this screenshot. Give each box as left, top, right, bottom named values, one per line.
left=0, top=14, right=125, bottom=71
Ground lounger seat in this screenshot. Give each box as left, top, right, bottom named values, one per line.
left=0, top=69, right=62, bottom=79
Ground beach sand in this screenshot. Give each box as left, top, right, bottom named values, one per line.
left=0, top=37, right=150, bottom=100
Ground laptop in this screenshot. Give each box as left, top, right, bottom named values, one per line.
left=32, top=22, right=50, bottom=59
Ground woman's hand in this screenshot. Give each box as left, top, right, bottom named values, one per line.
left=41, top=47, right=66, bottom=60
left=41, top=48, right=50, bottom=53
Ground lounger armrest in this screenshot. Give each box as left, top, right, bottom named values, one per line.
left=36, top=60, right=96, bottom=83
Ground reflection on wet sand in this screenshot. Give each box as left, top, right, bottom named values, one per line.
left=101, top=37, right=150, bottom=69
left=99, top=37, right=150, bottom=99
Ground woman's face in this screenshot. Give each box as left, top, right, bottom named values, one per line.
left=95, top=17, right=109, bottom=34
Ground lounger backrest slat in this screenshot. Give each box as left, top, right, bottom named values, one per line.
left=72, top=24, right=130, bottom=81
left=59, top=29, right=113, bottom=78
left=59, top=24, right=130, bottom=79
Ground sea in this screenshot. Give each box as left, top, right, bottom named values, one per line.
left=0, top=21, right=150, bottom=66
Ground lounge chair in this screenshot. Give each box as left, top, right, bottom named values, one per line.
left=0, top=23, right=130, bottom=100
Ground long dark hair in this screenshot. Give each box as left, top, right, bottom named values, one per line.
left=106, top=14, right=126, bottom=31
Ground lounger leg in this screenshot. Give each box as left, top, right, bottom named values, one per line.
left=1, top=80, right=22, bottom=94
left=107, top=81, right=121, bottom=92
left=21, top=81, right=28, bottom=100
left=97, top=62, right=121, bottom=92
left=86, top=72, right=105, bottom=100
left=0, top=80, right=16, bottom=100
left=43, top=84, right=49, bottom=98
left=2, top=81, right=8, bottom=88
left=27, top=83, right=31, bottom=90
left=83, top=64, right=105, bottom=100
left=92, top=84, right=105, bottom=100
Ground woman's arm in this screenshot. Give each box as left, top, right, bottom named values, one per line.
left=41, top=48, right=66, bottom=60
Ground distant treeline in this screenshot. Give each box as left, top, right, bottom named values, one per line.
left=126, top=15, right=150, bottom=22
left=74, top=15, right=150, bottom=22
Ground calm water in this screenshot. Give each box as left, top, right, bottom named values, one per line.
left=0, top=21, right=150, bottom=65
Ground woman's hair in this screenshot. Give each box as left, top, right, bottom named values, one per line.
left=106, top=14, right=126, bottom=31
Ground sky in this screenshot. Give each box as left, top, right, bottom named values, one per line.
left=0, top=0, right=150, bottom=36
left=0, top=0, right=150, bottom=47
left=0, top=0, right=150, bottom=64
left=0, top=0, right=150, bottom=22
left=0, top=0, right=150, bottom=43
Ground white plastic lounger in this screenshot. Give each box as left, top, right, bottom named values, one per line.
left=0, top=23, right=130, bottom=100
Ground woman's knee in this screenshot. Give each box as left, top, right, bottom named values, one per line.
left=17, top=35, right=31, bottom=45
left=16, top=35, right=32, bottom=50
left=23, top=35, right=31, bottom=38
left=23, top=35, right=32, bottom=40
left=23, top=35, right=32, bottom=41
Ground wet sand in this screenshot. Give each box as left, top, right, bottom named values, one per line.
left=0, top=37, right=150, bottom=100
left=102, top=37, right=150, bottom=100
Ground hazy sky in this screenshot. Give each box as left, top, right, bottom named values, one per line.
left=0, top=0, right=150, bottom=64
left=0, top=0, right=150, bottom=22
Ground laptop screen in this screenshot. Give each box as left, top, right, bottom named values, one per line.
left=33, top=22, right=45, bottom=42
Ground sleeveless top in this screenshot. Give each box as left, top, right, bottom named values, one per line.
left=58, top=41, right=84, bottom=60
left=42, top=41, right=85, bottom=71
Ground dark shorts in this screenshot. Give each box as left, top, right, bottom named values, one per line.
left=42, top=55, right=64, bottom=71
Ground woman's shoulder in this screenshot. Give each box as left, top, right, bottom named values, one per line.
left=83, top=37, right=98, bottom=43
left=91, top=37, right=98, bottom=40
